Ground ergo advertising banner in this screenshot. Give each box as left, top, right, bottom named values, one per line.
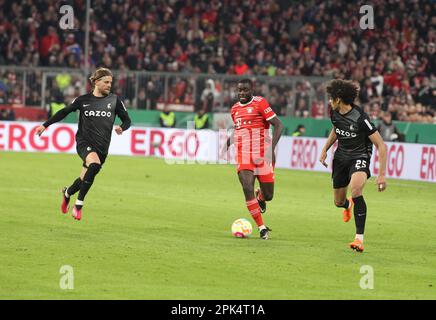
left=0, top=121, right=435, bottom=183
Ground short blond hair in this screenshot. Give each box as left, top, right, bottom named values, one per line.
left=89, top=67, right=113, bottom=84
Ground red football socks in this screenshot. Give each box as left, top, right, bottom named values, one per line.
left=246, top=198, right=264, bottom=227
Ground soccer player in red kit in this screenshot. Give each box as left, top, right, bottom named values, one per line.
left=222, top=79, right=284, bottom=239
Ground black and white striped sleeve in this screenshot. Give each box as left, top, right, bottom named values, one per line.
left=359, top=113, right=377, bottom=136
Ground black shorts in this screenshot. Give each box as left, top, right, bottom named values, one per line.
left=76, top=140, right=107, bottom=167
left=332, top=157, right=371, bottom=189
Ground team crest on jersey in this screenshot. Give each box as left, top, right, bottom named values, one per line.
left=247, top=108, right=253, bottom=113
left=350, top=124, right=355, bottom=131
left=107, top=103, right=112, bottom=109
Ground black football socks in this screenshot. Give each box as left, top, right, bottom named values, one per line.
left=76, top=163, right=101, bottom=210
left=352, top=195, right=367, bottom=234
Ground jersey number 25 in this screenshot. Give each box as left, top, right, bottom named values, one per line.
left=355, top=160, right=367, bottom=169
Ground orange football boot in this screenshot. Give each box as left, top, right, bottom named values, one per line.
left=349, top=238, right=364, bottom=252
left=343, top=197, right=353, bottom=222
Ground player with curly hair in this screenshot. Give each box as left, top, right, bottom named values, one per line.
left=319, top=79, right=387, bottom=252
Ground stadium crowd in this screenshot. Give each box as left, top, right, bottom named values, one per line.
left=0, top=0, right=435, bottom=123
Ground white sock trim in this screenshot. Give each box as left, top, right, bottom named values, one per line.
left=65, top=190, right=70, bottom=198
left=75, top=200, right=84, bottom=206
left=259, top=225, right=266, bottom=231
left=355, top=234, right=364, bottom=242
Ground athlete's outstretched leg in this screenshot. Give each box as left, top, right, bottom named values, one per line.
left=61, top=168, right=86, bottom=214
left=256, top=182, right=274, bottom=213
left=238, top=170, right=269, bottom=239
left=73, top=152, right=101, bottom=220
left=256, top=163, right=275, bottom=213
left=334, top=186, right=353, bottom=222
left=348, top=172, right=368, bottom=252
left=259, top=182, right=274, bottom=201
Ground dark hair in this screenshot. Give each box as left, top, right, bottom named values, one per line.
left=238, top=78, right=253, bottom=87
left=326, top=79, right=360, bottom=105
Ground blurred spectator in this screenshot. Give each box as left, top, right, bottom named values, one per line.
left=0, top=0, right=434, bottom=123
left=26, top=90, right=41, bottom=106
left=40, top=26, right=60, bottom=65
left=295, top=98, right=309, bottom=118
left=311, top=99, right=325, bottom=119
left=359, top=78, right=379, bottom=104
left=138, top=81, right=161, bottom=110
left=0, top=108, right=15, bottom=121
left=200, top=79, right=219, bottom=111
left=369, top=102, right=382, bottom=121
left=0, top=90, right=7, bottom=105
left=169, top=78, right=189, bottom=104
left=47, top=92, right=66, bottom=119
left=9, top=86, right=23, bottom=105
left=268, top=86, right=287, bottom=115
left=233, top=57, right=250, bottom=75
left=292, top=124, right=306, bottom=137
left=159, top=105, right=176, bottom=128
left=194, top=108, right=209, bottom=129
left=55, top=73, right=72, bottom=92
left=377, top=112, right=404, bottom=142
left=137, top=88, right=147, bottom=110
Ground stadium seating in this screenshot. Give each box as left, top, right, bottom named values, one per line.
left=0, top=0, right=434, bottom=122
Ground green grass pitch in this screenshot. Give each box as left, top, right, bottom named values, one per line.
left=1, top=151, right=435, bottom=299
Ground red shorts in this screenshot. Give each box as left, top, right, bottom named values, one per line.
left=237, top=158, right=275, bottom=183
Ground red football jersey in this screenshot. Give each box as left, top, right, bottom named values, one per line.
left=230, top=96, right=276, bottom=159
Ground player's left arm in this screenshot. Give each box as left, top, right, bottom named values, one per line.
left=223, top=107, right=237, bottom=153
left=268, top=116, right=284, bottom=165
left=361, top=114, right=387, bottom=192
left=369, top=131, right=387, bottom=192
left=268, top=116, right=284, bottom=150
left=114, top=97, right=131, bottom=135
left=258, top=99, right=283, bottom=164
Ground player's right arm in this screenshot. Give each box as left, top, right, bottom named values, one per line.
left=319, top=127, right=337, bottom=168
left=369, top=131, right=387, bottom=192
left=36, top=97, right=80, bottom=136
left=221, top=107, right=236, bottom=158
left=220, top=127, right=234, bottom=160
left=226, top=127, right=235, bottom=147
